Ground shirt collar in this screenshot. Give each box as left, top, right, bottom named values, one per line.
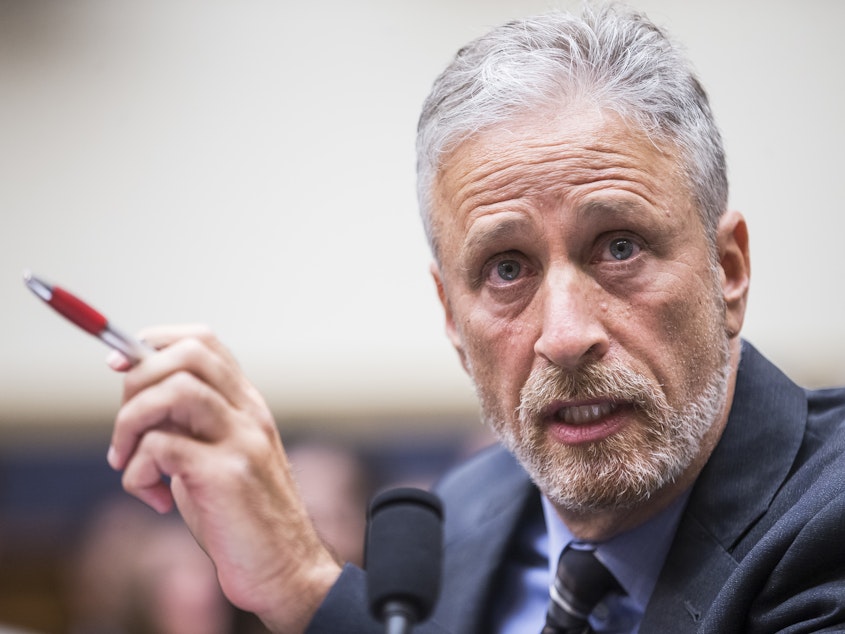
left=541, top=489, right=691, bottom=611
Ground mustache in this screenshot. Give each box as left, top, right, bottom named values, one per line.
left=517, top=360, right=670, bottom=422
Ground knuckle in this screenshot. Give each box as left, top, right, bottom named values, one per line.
left=244, top=386, right=276, bottom=434
left=245, top=420, right=282, bottom=466
left=165, top=369, right=200, bottom=395
left=113, top=402, right=132, bottom=432
left=254, top=408, right=278, bottom=438
left=165, top=371, right=218, bottom=422
left=173, top=336, right=210, bottom=366
left=189, top=323, right=218, bottom=345
left=122, top=461, right=148, bottom=491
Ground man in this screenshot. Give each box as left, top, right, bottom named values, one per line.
left=108, top=4, right=845, bottom=633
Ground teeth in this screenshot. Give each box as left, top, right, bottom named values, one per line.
left=556, top=402, right=617, bottom=424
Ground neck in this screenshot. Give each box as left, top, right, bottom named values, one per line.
left=554, top=477, right=694, bottom=542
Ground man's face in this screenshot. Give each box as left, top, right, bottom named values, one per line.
left=431, top=106, right=737, bottom=514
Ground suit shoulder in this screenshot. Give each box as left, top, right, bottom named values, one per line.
left=435, top=444, right=525, bottom=500
left=793, top=385, right=845, bottom=480
left=433, top=444, right=533, bottom=541
left=806, top=385, right=845, bottom=437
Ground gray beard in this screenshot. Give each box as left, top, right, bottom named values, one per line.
left=476, top=338, right=731, bottom=513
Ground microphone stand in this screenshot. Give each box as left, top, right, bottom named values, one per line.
left=382, top=600, right=416, bottom=634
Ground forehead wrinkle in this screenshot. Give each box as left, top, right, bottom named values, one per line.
left=432, top=109, right=689, bottom=262
left=452, top=140, right=664, bottom=219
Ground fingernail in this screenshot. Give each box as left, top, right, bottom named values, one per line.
left=106, top=350, right=127, bottom=370
left=107, top=445, right=119, bottom=469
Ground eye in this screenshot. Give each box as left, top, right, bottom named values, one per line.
left=497, top=260, right=522, bottom=281
left=607, top=237, right=638, bottom=261
left=481, top=254, right=533, bottom=289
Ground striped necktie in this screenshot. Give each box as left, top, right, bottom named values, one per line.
left=541, top=543, right=621, bottom=634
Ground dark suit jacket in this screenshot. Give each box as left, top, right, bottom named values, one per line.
left=307, top=343, right=845, bottom=632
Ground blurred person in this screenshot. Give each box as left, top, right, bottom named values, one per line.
left=68, top=499, right=236, bottom=634
left=128, top=519, right=235, bottom=634
left=286, top=441, right=371, bottom=568
left=103, top=4, right=845, bottom=633
left=67, top=498, right=158, bottom=634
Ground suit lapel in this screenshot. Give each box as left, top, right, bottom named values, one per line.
left=641, top=343, right=807, bottom=631
left=433, top=447, right=537, bottom=634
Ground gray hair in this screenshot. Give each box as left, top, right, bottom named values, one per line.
left=416, top=4, right=728, bottom=260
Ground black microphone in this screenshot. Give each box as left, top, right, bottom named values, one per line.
left=366, top=487, right=444, bottom=634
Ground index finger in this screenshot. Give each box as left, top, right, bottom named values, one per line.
left=135, top=324, right=240, bottom=367
left=118, top=326, right=249, bottom=410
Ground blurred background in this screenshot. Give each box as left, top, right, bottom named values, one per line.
left=1, top=0, right=843, bottom=631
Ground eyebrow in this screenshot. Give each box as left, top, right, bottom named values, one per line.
left=459, top=215, right=532, bottom=266
left=576, top=198, right=648, bottom=221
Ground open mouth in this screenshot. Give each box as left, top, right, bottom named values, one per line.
left=551, top=401, right=621, bottom=425
left=546, top=400, right=624, bottom=425
left=541, top=400, right=633, bottom=444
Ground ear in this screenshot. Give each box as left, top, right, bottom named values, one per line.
left=716, top=209, right=751, bottom=339
left=430, top=261, right=470, bottom=374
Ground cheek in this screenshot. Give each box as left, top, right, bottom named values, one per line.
left=460, top=309, right=536, bottom=399
left=639, top=279, right=725, bottom=400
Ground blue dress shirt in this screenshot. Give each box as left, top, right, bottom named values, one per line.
left=492, top=490, right=691, bottom=633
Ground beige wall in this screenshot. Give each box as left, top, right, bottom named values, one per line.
left=2, top=0, right=844, bottom=438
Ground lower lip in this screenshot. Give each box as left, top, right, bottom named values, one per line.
left=545, top=408, right=632, bottom=445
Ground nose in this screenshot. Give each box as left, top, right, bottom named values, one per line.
left=534, top=268, right=610, bottom=370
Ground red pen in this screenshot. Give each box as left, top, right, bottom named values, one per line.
left=23, top=270, right=153, bottom=364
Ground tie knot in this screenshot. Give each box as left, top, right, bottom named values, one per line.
left=542, top=544, right=621, bottom=634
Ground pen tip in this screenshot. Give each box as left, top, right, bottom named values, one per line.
left=23, top=271, right=53, bottom=301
